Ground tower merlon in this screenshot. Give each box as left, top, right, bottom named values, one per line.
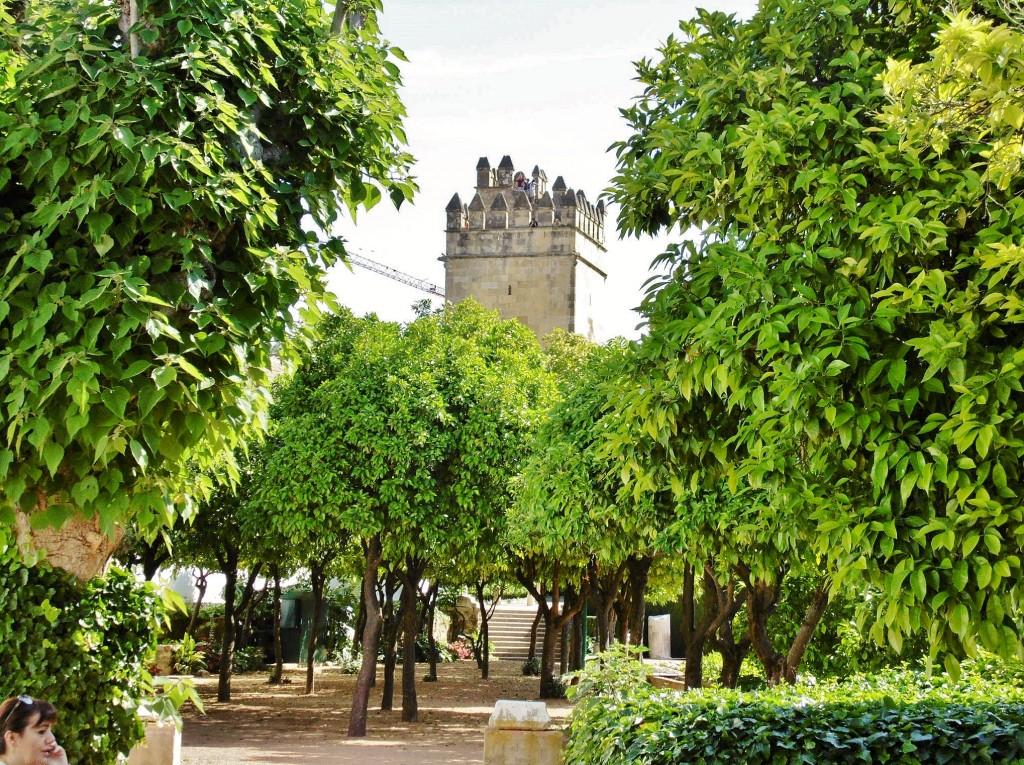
left=446, top=192, right=466, bottom=232
left=476, top=156, right=493, bottom=188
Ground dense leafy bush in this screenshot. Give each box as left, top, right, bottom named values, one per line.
left=0, top=546, right=163, bottom=765
left=566, top=657, right=1024, bottom=765
left=232, top=646, right=266, bottom=673
left=171, top=634, right=207, bottom=675
left=522, top=657, right=540, bottom=676
left=414, top=635, right=456, bottom=664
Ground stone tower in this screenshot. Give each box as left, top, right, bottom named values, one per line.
left=441, top=155, right=608, bottom=341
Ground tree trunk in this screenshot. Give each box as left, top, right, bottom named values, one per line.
left=186, top=570, right=209, bottom=637
left=588, top=558, right=626, bottom=652
left=614, top=598, right=628, bottom=644
left=746, top=580, right=784, bottom=684
left=117, top=0, right=140, bottom=58
left=353, top=586, right=366, bottom=658
left=526, top=599, right=543, bottom=663
left=539, top=614, right=560, bottom=698
left=137, top=535, right=170, bottom=581
left=422, top=581, right=439, bottom=682
left=330, top=0, right=365, bottom=35
left=745, top=575, right=829, bottom=685
left=473, top=580, right=494, bottom=679
left=217, top=559, right=238, bottom=702
left=236, top=566, right=265, bottom=650
left=706, top=570, right=749, bottom=689
left=624, top=556, right=653, bottom=649
left=348, top=535, right=383, bottom=738
left=380, top=573, right=402, bottom=712
left=559, top=619, right=570, bottom=675
left=304, top=561, right=327, bottom=695
left=269, top=570, right=284, bottom=685
left=517, top=563, right=586, bottom=699
left=783, top=582, right=830, bottom=684
left=399, top=556, right=423, bottom=723
left=14, top=509, right=120, bottom=581
left=679, top=562, right=719, bottom=689
left=570, top=612, right=584, bottom=672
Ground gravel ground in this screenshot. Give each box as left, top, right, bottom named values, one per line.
left=181, top=659, right=572, bottom=765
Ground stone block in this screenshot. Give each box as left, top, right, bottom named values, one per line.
left=152, top=644, right=175, bottom=676
left=484, top=728, right=564, bottom=765
left=648, top=614, right=672, bottom=659
left=488, top=700, right=551, bottom=730
left=127, top=719, right=181, bottom=765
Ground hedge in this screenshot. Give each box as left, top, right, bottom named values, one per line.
left=565, top=662, right=1024, bottom=765
left=0, top=542, right=164, bottom=765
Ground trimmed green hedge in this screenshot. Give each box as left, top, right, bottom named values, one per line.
left=565, top=662, right=1024, bottom=765
left=0, top=543, right=163, bottom=765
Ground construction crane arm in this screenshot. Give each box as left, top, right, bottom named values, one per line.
left=345, top=251, right=445, bottom=298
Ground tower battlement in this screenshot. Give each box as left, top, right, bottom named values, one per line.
left=442, top=154, right=608, bottom=342
left=445, top=155, right=606, bottom=248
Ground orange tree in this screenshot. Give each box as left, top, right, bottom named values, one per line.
left=0, top=0, right=414, bottom=576
left=253, top=301, right=550, bottom=734
left=606, top=0, right=1024, bottom=673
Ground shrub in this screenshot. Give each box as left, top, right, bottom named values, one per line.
left=171, top=634, right=207, bottom=675
left=327, top=649, right=361, bottom=675
left=0, top=546, right=164, bottom=765
left=447, top=638, right=474, bottom=660
left=565, top=656, right=1024, bottom=765
left=205, top=643, right=264, bottom=673
left=231, top=646, right=266, bottom=673
left=414, top=635, right=457, bottom=663
left=522, top=657, right=541, bottom=676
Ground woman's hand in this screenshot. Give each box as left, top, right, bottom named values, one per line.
left=44, top=741, right=69, bottom=765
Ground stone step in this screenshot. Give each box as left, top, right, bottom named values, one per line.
left=486, top=608, right=560, bottom=662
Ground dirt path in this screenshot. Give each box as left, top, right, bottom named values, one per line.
left=182, top=660, right=572, bottom=765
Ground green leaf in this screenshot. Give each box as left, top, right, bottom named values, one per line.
left=43, top=442, right=64, bottom=478
left=101, top=387, right=131, bottom=419
left=887, top=358, right=907, bottom=390
left=129, top=439, right=148, bottom=472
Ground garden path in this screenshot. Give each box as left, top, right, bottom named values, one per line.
left=181, top=659, right=572, bottom=765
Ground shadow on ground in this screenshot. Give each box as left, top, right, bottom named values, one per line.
left=181, top=659, right=572, bottom=765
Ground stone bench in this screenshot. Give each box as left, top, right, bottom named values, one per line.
left=484, top=700, right=563, bottom=765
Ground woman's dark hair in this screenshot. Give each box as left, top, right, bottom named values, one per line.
left=0, top=696, right=57, bottom=752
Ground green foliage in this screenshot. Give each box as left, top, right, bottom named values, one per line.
left=883, top=7, right=1024, bottom=190
left=512, top=341, right=666, bottom=581
left=171, top=633, right=207, bottom=674
left=0, top=542, right=164, bottom=765
left=607, top=0, right=1024, bottom=667
left=565, top=660, right=1024, bottom=765
left=256, top=301, right=551, bottom=573
left=521, top=656, right=540, bottom=676
left=231, top=645, right=265, bottom=673
left=0, top=0, right=414, bottom=536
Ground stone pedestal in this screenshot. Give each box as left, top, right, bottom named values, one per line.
left=127, top=718, right=181, bottom=765
left=648, top=614, right=672, bottom=659
left=484, top=700, right=563, bottom=765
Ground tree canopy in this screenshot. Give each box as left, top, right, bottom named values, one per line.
left=0, top=0, right=414, bottom=565
left=253, top=300, right=550, bottom=729
left=606, top=0, right=1024, bottom=671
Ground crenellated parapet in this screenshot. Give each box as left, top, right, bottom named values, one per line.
left=445, top=155, right=605, bottom=246
left=442, top=153, right=609, bottom=342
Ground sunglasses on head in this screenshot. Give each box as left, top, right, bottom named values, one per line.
left=1, top=696, right=34, bottom=730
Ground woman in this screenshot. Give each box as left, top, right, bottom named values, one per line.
left=0, top=696, right=69, bottom=765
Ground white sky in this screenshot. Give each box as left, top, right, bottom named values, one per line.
left=328, top=0, right=759, bottom=340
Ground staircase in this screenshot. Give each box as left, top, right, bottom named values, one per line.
left=487, top=603, right=560, bottom=663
